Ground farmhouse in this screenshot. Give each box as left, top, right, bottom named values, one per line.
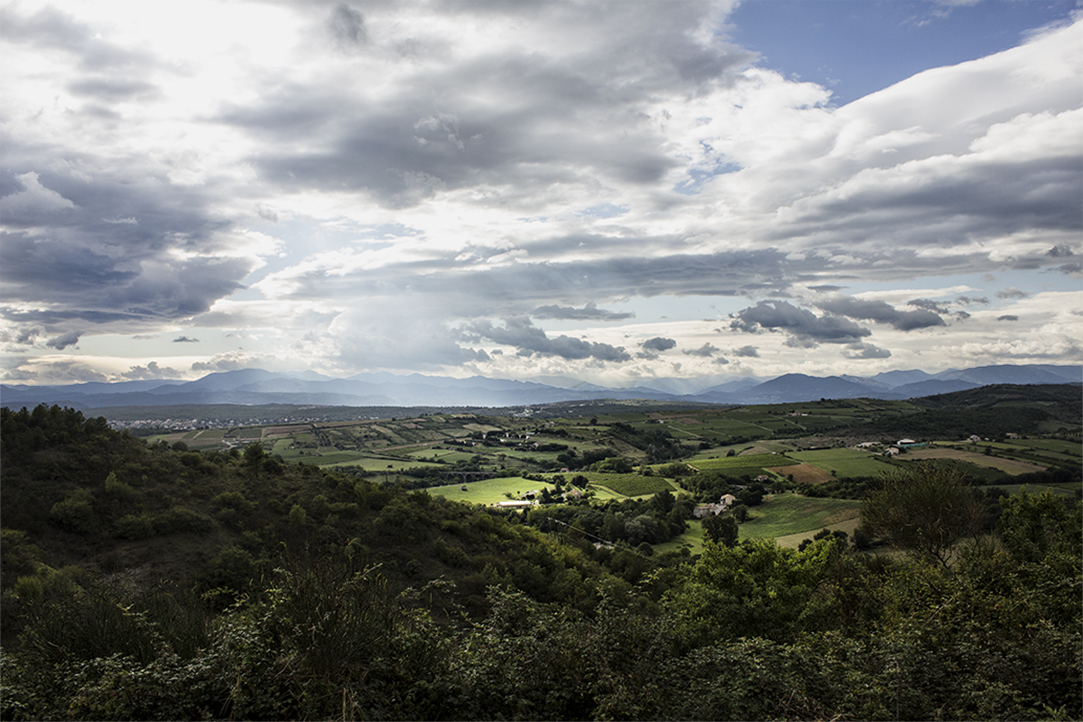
left=897, top=439, right=927, bottom=449
left=693, top=493, right=739, bottom=518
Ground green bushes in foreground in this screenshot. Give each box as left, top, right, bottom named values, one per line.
left=3, top=492, right=1079, bottom=721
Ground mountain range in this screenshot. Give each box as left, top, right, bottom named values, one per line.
left=1, top=364, right=1079, bottom=411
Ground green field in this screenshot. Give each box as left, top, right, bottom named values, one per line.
left=736, top=494, right=862, bottom=540
left=689, top=453, right=798, bottom=472
left=788, top=449, right=890, bottom=478
left=659, top=494, right=862, bottom=552
left=587, top=475, right=673, bottom=497
left=427, top=477, right=556, bottom=505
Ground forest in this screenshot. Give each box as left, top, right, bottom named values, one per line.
left=0, top=391, right=1080, bottom=721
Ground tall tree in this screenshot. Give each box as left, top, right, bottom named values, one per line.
left=861, top=463, right=984, bottom=567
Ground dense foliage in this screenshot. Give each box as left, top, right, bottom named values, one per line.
left=1, top=405, right=1080, bottom=720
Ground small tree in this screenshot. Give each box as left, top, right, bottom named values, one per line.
left=702, top=514, right=738, bottom=548
left=861, top=463, right=983, bottom=567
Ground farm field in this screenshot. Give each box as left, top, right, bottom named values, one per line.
left=769, top=463, right=833, bottom=484
left=427, top=477, right=556, bottom=505
left=736, top=494, right=862, bottom=540
left=586, top=475, right=674, bottom=498
left=788, top=448, right=892, bottom=478
left=688, top=453, right=797, bottom=472
left=773, top=516, right=864, bottom=549
left=901, top=447, right=1046, bottom=475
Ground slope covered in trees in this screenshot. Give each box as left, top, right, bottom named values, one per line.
left=1, top=404, right=1080, bottom=720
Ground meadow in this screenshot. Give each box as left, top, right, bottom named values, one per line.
left=788, top=448, right=892, bottom=478
left=736, top=493, right=862, bottom=540
left=688, top=453, right=798, bottom=472
left=426, top=476, right=556, bottom=505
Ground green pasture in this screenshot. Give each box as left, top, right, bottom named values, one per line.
left=655, top=519, right=706, bottom=555
left=689, top=454, right=798, bottom=472
left=788, top=449, right=889, bottom=478
left=986, top=482, right=1082, bottom=498
left=1009, top=438, right=1081, bottom=455
left=318, top=454, right=445, bottom=471
left=587, top=475, right=673, bottom=498
left=737, top=494, right=862, bottom=540
left=427, top=477, right=556, bottom=505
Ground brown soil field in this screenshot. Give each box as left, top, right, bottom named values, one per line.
left=767, top=463, right=833, bottom=483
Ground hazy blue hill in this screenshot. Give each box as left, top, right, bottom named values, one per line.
left=2, top=363, right=1080, bottom=410
left=735, top=373, right=893, bottom=403
left=935, top=364, right=1081, bottom=386
left=868, top=369, right=934, bottom=387
left=153, top=368, right=280, bottom=393
left=891, top=379, right=981, bottom=398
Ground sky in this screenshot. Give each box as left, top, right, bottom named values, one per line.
left=1, top=0, right=1081, bottom=389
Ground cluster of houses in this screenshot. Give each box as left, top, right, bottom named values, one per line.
left=693, top=493, right=738, bottom=519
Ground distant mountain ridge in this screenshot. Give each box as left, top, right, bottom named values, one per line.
left=1, top=364, right=1079, bottom=410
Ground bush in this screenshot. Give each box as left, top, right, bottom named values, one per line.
left=49, top=490, right=97, bottom=534
left=112, top=514, right=156, bottom=540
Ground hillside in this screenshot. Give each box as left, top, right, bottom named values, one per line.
left=1, top=400, right=1080, bottom=721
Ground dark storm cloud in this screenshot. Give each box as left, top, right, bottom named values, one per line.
left=464, top=317, right=631, bottom=362
left=814, top=295, right=945, bottom=331
left=531, top=302, right=634, bottom=321
left=774, top=152, right=1083, bottom=254
left=730, top=300, right=871, bottom=345
left=732, top=345, right=760, bottom=358
left=955, top=296, right=989, bottom=305
left=0, top=145, right=255, bottom=336
left=1047, top=244, right=1076, bottom=258
left=641, top=337, right=677, bottom=353
left=637, top=336, right=677, bottom=359
left=998, top=315, right=1019, bottom=321
left=173, top=336, right=200, bottom=343
left=46, top=331, right=81, bottom=350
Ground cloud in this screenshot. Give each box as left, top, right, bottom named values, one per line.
left=732, top=345, right=760, bottom=358
left=46, top=331, right=81, bottom=350
left=465, top=317, right=631, bottom=363
left=641, top=337, right=677, bottom=352
left=328, top=4, right=367, bottom=51
left=842, top=342, right=892, bottom=359
left=683, top=343, right=719, bottom=357
left=121, top=361, right=182, bottom=380
left=1, top=359, right=109, bottom=384
left=907, top=298, right=950, bottom=314
left=173, top=336, right=200, bottom=343
left=0, top=2, right=1079, bottom=383
left=730, top=300, right=872, bottom=345
left=997, top=314, right=1019, bottom=321
left=814, top=295, right=945, bottom=331
left=0, top=172, right=78, bottom=215
left=996, top=287, right=1030, bottom=300
left=531, top=302, right=634, bottom=321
